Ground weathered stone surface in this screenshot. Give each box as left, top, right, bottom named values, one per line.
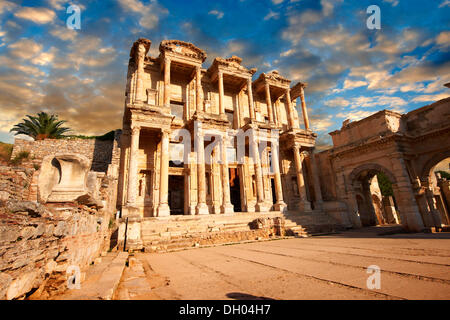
left=6, top=201, right=45, bottom=217
left=76, top=193, right=104, bottom=209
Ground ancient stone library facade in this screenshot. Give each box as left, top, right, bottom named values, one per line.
left=6, top=38, right=450, bottom=253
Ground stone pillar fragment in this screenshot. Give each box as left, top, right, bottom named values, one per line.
left=425, top=188, right=443, bottom=228
left=126, top=126, right=140, bottom=207
left=157, top=129, right=170, bottom=216
left=293, top=146, right=312, bottom=212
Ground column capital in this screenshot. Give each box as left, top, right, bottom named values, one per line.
left=131, top=125, right=141, bottom=134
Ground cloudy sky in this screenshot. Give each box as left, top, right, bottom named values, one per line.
left=0, top=0, right=449, bottom=148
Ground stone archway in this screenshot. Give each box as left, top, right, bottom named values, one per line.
left=349, top=163, right=400, bottom=227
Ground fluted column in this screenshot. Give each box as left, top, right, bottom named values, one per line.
left=293, top=146, right=312, bottom=212
left=157, top=129, right=170, bottom=216
left=285, top=89, right=296, bottom=129
left=126, top=126, right=140, bottom=207
left=196, top=66, right=203, bottom=113
left=252, top=134, right=267, bottom=212
left=265, top=83, right=274, bottom=123
left=299, top=84, right=310, bottom=130
left=163, top=57, right=171, bottom=107
left=218, top=70, right=225, bottom=115
left=221, top=135, right=234, bottom=214
left=247, top=77, right=255, bottom=120
left=309, top=149, right=323, bottom=210
left=196, top=126, right=209, bottom=215
left=271, top=141, right=287, bottom=212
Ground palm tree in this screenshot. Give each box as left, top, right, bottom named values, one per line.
left=10, top=112, right=71, bottom=140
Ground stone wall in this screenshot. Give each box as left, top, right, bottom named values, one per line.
left=0, top=201, right=111, bottom=300
left=0, top=166, right=34, bottom=202
left=11, top=134, right=120, bottom=173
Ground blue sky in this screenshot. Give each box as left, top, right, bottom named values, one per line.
left=0, top=0, right=449, bottom=148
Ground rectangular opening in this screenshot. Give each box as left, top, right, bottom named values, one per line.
left=170, top=100, right=184, bottom=119
left=168, top=175, right=184, bottom=215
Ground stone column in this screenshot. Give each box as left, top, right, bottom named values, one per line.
left=126, top=126, right=140, bottom=207
left=392, top=158, right=424, bottom=232
left=285, top=89, right=296, bottom=129
left=271, top=141, right=287, bottom=212
left=218, top=70, right=225, bottom=115
left=299, top=84, right=310, bottom=130
left=425, top=188, right=443, bottom=228
left=196, top=66, right=203, bottom=113
left=309, top=149, right=324, bottom=210
left=293, top=146, right=312, bottom=212
left=247, top=77, right=255, bottom=120
left=252, top=134, right=268, bottom=212
left=157, top=129, right=170, bottom=216
left=163, top=57, right=171, bottom=107
left=196, top=126, right=209, bottom=215
left=135, top=43, right=146, bottom=102
left=265, top=83, right=274, bottom=123
left=221, top=135, right=234, bottom=214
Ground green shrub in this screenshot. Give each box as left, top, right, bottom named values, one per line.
left=10, top=151, right=30, bottom=165
left=437, top=170, right=450, bottom=180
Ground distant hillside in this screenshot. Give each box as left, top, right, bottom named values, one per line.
left=0, top=142, right=13, bottom=163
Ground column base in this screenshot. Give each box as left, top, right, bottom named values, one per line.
left=157, top=203, right=170, bottom=217
left=212, top=204, right=221, bottom=214
left=256, top=202, right=271, bottom=213
left=196, top=203, right=209, bottom=215
left=221, top=203, right=234, bottom=214
left=295, top=200, right=313, bottom=213
left=273, top=201, right=288, bottom=213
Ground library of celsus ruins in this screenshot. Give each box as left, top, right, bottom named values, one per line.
left=112, top=38, right=449, bottom=250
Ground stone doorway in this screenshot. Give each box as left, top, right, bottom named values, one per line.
left=271, top=178, right=276, bottom=205
left=229, top=168, right=241, bottom=212
left=168, top=175, right=184, bottom=215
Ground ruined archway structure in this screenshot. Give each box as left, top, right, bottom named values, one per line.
left=316, top=97, right=450, bottom=232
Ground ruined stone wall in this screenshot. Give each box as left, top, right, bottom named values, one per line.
left=0, top=166, right=34, bottom=202
left=11, top=136, right=118, bottom=173
left=0, top=201, right=111, bottom=300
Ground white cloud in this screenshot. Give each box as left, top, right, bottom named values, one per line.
left=411, top=93, right=449, bottom=102
left=8, top=39, right=43, bottom=59
left=14, top=7, right=56, bottom=24
left=208, top=10, right=224, bottom=19
left=383, top=0, right=399, bottom=6
left=280, top=49, right=295, bottom=57
left=50, top=27, right=78, bottom=41
left=272, top=0, right=284, bottom=4
left=324, top=97, right=350, bottom=107
left=438, top=0, right=450, bottom=7
left=118, top=0, right=168, bottom=29
left=343, top=79, right=368, bottom=90
left=0, top=1, right=16, bottom=15
left=336, top=110, right=375, bottom=121
left=264, top=9, right=279, bottom=20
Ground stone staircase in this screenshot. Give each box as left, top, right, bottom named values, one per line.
left=140, top=211, right=342, bottom=252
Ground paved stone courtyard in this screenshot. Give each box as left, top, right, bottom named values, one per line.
left=115, top=229, right=450, bottom=300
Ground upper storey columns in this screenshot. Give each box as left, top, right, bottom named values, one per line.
left=163, top=57, right=171, bottom=107
left=265, top=83, right=274, bottom=124
left=247, top=77, right=255, bottom=120
left=285, top=89, right=296, bottom=129
left=299, top=84, right=310, bottom=130
left=218, top=70, right=225, bottom=115
left=196, top=66, right=203, bottom=113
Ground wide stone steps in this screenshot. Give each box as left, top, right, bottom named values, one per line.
left=139, top=211, right=342, bottom=252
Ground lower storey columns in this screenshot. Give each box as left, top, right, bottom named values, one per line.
left=252, top=136, right=270, bottom=212
left=221, top=135, right=234, bottom=214
left=126, top=126, right=140, bottom=208
left=271, top=143, right=287, bottom=212
left=309, top=149, right=324, bottom=210
left=157, top=129, right=170, bottom=216
left=196, top=129, right=209, bottom=215
left=293, top=146, right=312, bottom=212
